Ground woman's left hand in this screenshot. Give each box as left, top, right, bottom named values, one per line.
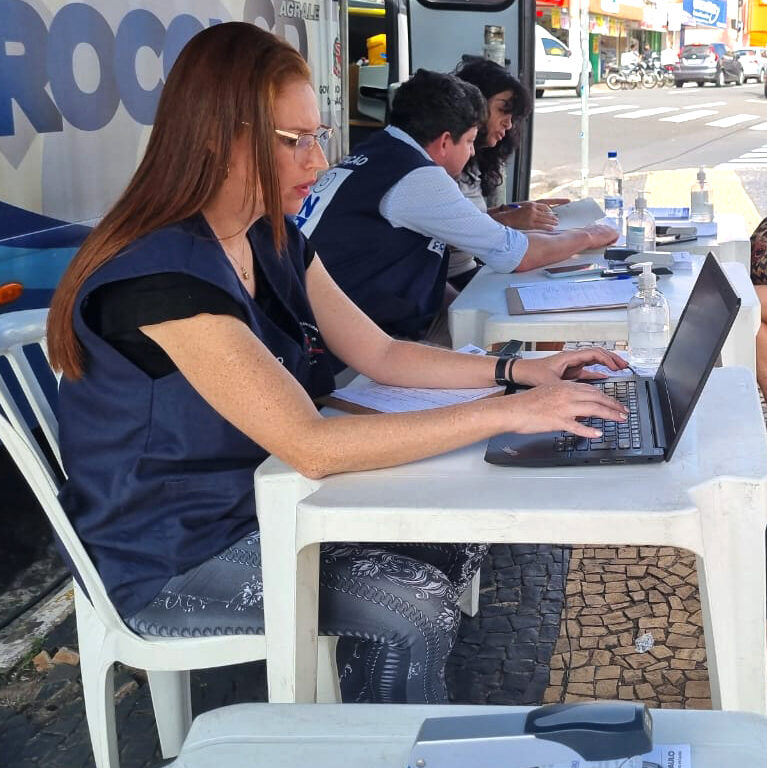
left=512, top=348, right=630, bottom=388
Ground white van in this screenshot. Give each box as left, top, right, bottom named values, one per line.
left=535, top=24, right=590, bottom=98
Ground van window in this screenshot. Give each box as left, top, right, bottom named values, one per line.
left=542, top=38, right=568, bottom=57
left=413, top=0, right=513, bottom=10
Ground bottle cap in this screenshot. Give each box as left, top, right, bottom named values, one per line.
left=697, top=167, right=706, bottom=182
left=637, top=262, right=656, bottom=291
left=608, top=151, right=617, bottom=158
left=634, top=194, right=646, bottom=209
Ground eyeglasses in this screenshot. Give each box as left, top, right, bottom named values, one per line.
left=274, top=126, right=334, bottom=157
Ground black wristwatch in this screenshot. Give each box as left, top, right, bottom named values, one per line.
left=494, top=354, right=522, bottom=387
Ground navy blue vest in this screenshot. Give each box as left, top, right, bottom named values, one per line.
left=58, top=215, right=335, bottom=618
left=297, top=130, right=449, bottom=339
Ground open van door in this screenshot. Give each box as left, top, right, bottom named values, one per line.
left=405, top=0, right=535, bottom=201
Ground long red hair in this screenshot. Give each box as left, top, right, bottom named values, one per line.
left=48, top=22, right=310, bottom=379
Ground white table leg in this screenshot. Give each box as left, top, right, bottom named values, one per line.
left=693, top=478, right=767, bottom=714
left=720, top=303, right=758, bottom=373
left=257, top=474, right=321, bottom=703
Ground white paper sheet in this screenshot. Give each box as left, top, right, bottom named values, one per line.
left=516, top=279, right=636, bottom=312
left=550, top=197, right=605, bottom=230
left=329, top=344, right=503, bottom=413
left=330, top=382, right=504, bottom=413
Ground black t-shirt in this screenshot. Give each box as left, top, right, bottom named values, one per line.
left=83, top=242, right=316, bottom=378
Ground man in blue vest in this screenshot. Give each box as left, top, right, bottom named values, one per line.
left=298, top=69, right=617, bottom=343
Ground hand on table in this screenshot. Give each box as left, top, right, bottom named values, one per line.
left=495, top=201, right=559, bottom=231
left=581, top=223, right=620, bottom=250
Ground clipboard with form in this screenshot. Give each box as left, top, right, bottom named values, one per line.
left=506, top=279, right=636, bottom=315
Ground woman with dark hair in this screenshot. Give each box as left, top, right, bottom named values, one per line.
left=47, top=23, right=627, bottom=704
left=451, top=57, right=568, bottom=290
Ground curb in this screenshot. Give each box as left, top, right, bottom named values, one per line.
left=0, top=580, right=74, bottom=675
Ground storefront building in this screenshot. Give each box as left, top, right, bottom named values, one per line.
left=535, top=0, right=740, bottom=81
left=535, top=0, right=681, bottom=81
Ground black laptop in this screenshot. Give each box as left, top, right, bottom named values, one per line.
left=485, top=253, right=741, bottom=467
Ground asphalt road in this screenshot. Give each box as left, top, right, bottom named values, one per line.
left=531, top=81, right=767, bottom=217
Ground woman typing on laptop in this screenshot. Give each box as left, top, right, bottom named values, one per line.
left=46, top=24, right=628, bottom=707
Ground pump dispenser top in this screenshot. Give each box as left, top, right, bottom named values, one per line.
left=637, top=262, right=656, bottom=292
left=697, top=167, right=706, bottom=184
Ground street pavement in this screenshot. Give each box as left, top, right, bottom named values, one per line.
left=531, top=81, right=767, bottom=228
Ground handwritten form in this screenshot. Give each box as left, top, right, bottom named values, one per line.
left=516, top=279, right=636, bottom=312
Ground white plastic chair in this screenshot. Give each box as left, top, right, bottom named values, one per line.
left=0, top=308, right=340, bottom=768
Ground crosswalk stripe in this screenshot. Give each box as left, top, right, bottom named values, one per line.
left=683, top=101, right=726, bottom=108
left=535, top=97, right=613, bottom=113
left=659, top=109, right=719, bottom=122
left=749, top=122, right=767, bottom=130
left=706, top=113, right=761, bottom=127
left=567, top=105, right=639, bottom=116
left=614, top=107, right=679, bottom=119
left=746, top=99, right=766, bottom=104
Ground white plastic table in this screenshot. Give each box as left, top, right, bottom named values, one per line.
left=448, top=259, right=759, bottom=374
left=169, top=703, right=767, bottom=767
left=255, top=367, right=767, bottom=713
left=659, top=212, right=751, bottom=271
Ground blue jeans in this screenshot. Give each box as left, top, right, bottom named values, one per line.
left=127, top=531, right=487, bottom=703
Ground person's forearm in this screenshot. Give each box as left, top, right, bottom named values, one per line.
left=360, top=338, right=501, bottom=389
left=515, top=230, right=593, bottom=272
left=298, top=396, right=509, bottom=477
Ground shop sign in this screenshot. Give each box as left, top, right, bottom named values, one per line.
left=682, top=0, right=727, bottom=28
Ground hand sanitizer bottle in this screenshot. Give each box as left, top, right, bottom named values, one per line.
left=628, top=262, right=670, bottom=369
left=625, top=195, right=655, bottom=252
left=690, top=167, right=713, bottom=223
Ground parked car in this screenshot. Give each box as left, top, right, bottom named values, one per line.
left=534, top=24, right=592, bottom=97
left=734, top=47, right=767, bottom=83
left=674, top=43, right=744, bottom=87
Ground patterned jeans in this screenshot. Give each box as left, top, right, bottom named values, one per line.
left=126, top=531, right=488, bottom=704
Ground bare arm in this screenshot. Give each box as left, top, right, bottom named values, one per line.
left=515, top=224, right=619, bottom=272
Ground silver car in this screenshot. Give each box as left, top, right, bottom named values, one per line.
left=734, top=48, right=767, bottom=83
left=674, top=43, right=745, bottom=87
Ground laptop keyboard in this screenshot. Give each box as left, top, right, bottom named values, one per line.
left=554, top=380, right=642, bottom=452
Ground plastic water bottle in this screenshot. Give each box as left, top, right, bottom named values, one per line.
left=603, top=151, right=624, bottom=225
left=628, top=262, right=670, bottom=369
left=690, top=166, right=714, bottom=223
left=625, top=194, right=655, bottom=252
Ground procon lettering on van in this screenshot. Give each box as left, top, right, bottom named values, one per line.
left=0, top=1, right=317, bottom=138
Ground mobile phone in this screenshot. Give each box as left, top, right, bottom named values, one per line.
left=543, top=263, right=601, bottom=279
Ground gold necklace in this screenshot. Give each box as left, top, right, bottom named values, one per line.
left=222, top=238, right=250, bottom=280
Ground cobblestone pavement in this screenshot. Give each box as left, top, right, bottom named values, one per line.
left=544, top=546, right=709, bottom=709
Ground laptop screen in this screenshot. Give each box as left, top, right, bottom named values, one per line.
left=654, top=254, right=740, bottom=456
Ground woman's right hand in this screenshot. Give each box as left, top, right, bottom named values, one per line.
left=504, top=381, right=627, bottom=438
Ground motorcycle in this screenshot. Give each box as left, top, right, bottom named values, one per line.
left=605, top=63, right=643, bottom=90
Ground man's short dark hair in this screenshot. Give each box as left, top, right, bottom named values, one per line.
left=389, top=69, right=486, bottom=147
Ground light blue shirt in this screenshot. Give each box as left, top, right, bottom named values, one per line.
left=379, top=126, right=528, bottom=273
